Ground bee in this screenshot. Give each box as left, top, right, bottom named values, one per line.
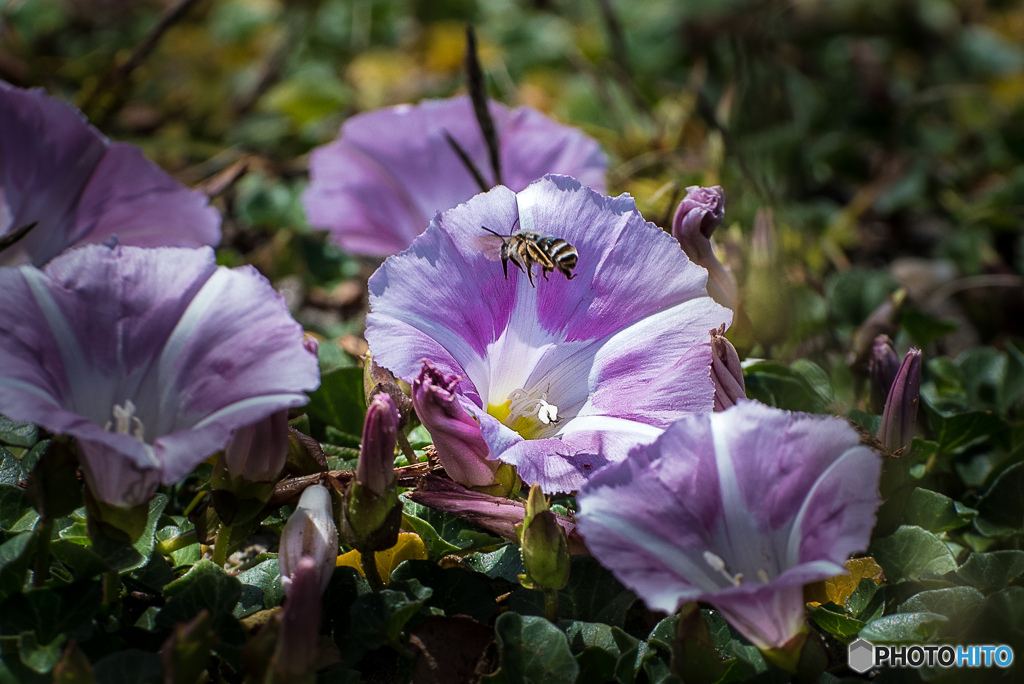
left=480, top=221, right=578, bottom=287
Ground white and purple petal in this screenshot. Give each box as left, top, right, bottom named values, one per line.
left=0, top=243, right=319, bottom=507
left=303, top=96, right=607, bottom=257
left=367, top=175, right=731, bottom=492
left=0, top=81, right=220, bottom=267
left=577, top=401, right=882, bottom=651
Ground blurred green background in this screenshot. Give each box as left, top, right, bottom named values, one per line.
left=4, top=0, right=1022, bottom=402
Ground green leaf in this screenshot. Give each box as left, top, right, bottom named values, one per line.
left=509, top=556, right=637, bottom=628
left=482, top=612, right=579, bottom=684
left=956, top=550, right=1024, bottom=591
left=870, top=525, right=958, bottom=582
left=401, top=498, right=505, bottom=558
left=926, top=408, right=1008, bottom=456
left=0, top=582, right=102, bottom=646
left=789, top=359, right=835, bottom=406
left=560, top=621, right=639, bottom=684
left=390, top=559, right=498, bottom=623
left=465, top=544, right=525, bottom=583
left=807, top=603, right=865, bottom=639
left=348, top=587, right=430, bottom=650
left=0, top=417, right=39, bottom=448
left=234, top=557, right=283, bottom=617
left=92, top=650, right=161, bottom=684
left=306, top=367, right=367, bottom=438
left=899, top=587, right=984, bottom=637
left=0, top=445, right=37, bottom=486
left=18, top=631, right=64, bottom=675
left=157, top=560, right=245, bottom=666
left=0, top=532, right=35, bottom=602
left=859, top=612, right=948, bottom=643
left=901, top=308, right=958, bottom=347
left=974, top=461, right=1024, bottom=537
left=0, top=485, right=35, bottom=532
left=743, top=362, right=828, bottom=413
left=846, top=578, right=884, bottom=623
left=904, top=488, right=975, bottom=533
left=970, top=586, right=1024, bottom=648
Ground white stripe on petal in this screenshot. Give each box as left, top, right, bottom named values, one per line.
left=191, top=392, right=309, bottom=429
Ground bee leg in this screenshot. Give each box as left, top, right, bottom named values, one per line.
left=526, top=265, right=537, bottom=288
left=501, top=257, right=510, bottom=280
left=566, top=272, right=578, bottom=280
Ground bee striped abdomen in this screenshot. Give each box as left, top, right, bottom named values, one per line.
left=539, top=237, right=578, bottom=280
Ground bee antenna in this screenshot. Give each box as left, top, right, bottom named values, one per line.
left=510, top=217, right=520, bottom=235
left=481, top=225, right=504, bottom=239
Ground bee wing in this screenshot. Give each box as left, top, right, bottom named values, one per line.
left=470, top=232, right=505, bottom=262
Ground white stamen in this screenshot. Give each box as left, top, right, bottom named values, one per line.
left=703, top=550, right=743, bottom=586
left=104, top=400, right=146, bottom=442
left=757, top=569, right=770, bottom=584
left=504, top=387, right=561, bottom=427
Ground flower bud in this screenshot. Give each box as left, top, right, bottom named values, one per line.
left=878, top=348, right=922, bottom=454
left=279, top=484, right=338, bottom=596
left=672, top=186, right=738, bottom=311
left=847, top=289, right=906, bottom=369
left=223, top=410, right=290, bottom=482
left=868, top=335, right=900, bottom=414
left=356, top=394, right=399, bottom=497
left=517, top=484, right=571, bottom=592
left=302, top=332, right=320, bottom=357
left=342, top=394, right=403, bottom=553
left=275, top=557, right=321, bottom=679
left=710, top=326, right=745, bottom=411
left=412, top=362, right=507, bottom=489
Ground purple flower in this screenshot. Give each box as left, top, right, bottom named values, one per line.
left=367, top=176, right=731, bottom=493
left=671, top=186, right=738, bottom=311
left=0, top=243, right=319, bottom=507
left=0, top=82, right=220, bottom=267
left=577, top=401, right=882, bottom=651
left=275, top=557, right=322, bottom=678
left=303, top=96, right=607, bottom=257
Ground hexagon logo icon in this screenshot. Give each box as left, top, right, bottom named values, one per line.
left=848, top=638, right=875, bottom=673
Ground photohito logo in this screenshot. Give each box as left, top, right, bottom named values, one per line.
left=848, top=639, right=1015, bottom=673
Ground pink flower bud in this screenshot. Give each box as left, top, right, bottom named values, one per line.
left=878, top=348, right=922, bottom=454
left=672, top=186, right=738, bottom=311
left=356, top=394, right=399, bottom=497
left=868, top=335, right=900, bottom=414
left=275, top=557, right=321, bottom=678
left=412, top=362, right=504, bottom=488
left=710, top=326, right=745, bottom=411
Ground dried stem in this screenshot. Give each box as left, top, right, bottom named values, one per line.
left=464, top=25, right=502, bottom=186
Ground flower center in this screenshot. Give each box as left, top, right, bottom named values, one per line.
left=104, top=400, right=146, bottom=443
left=491, top=386, right=561, bottom=440
left=703, top=550, right=774, bottom=587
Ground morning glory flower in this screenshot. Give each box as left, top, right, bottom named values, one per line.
left=0, top=243, right=319, bottom=507
left=303, top=96, right=607, bottom=257
left=366, top=175, right=731, bottom=492
left=0, top=81, right=220, bottom=267
left=576, top=400, right=882, bottom=652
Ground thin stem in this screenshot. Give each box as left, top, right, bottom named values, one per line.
left=32, top=517, right=52, bottom=588
left=543, top=588, right=559, bottom=623
left=396, top=432, right=419, bottom=467
left=155, top=529, right=199, bottom=557
left=360, top=551, right=384, bottom=591
left=102, top=571, right=120, bottom=605
left=212, top=525, right=230, bottom=568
